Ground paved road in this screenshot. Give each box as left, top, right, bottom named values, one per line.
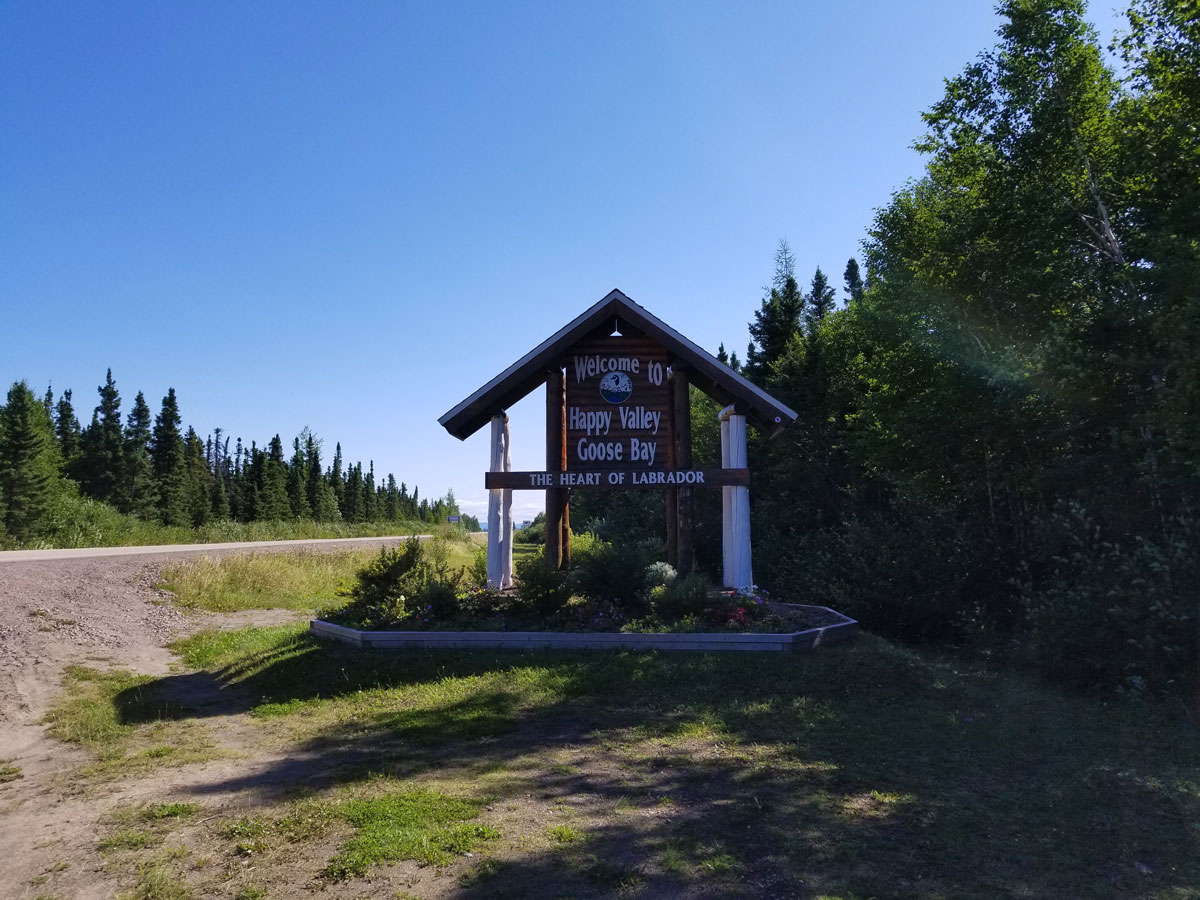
left=0, top=534, right=430, bottom=563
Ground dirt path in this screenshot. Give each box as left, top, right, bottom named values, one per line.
left=0, top=540, right=407, bottom=900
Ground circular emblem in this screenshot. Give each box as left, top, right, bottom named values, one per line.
left=599, top=371, right=633, bottom=404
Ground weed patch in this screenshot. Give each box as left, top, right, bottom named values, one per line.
left=43, top=666, right=219, bottom=779
left=161, top=550, right=372, bottom=613
left=99, top=829, right=159, bottom=851
left=325, top=789, right=499, bottom=877
left=118, top=863, right=191, bottom=900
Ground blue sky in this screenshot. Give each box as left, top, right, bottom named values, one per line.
left=1, top=1, right=1125, bottom=523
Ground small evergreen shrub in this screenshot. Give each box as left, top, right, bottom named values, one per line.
left=468, top=546, right=488, bottom=584
left=335, top=539, right=431, bottom=628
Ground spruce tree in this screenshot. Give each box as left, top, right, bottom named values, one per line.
left=210, top=473, right=230, bottom=519
left=384, top=473, right=399, bottom=520
left=85, top=369, right=123, bottom=502
left=314, top=481, right=340, bottom=521
left=305, top=434, right=324, bottom=516
left=122, top=391, right=156, bottom=517
left=330, top=442, right=344, bottom=512
left=230, top=436, right=246, bottom=520
left=843, top=257, right=865, bottom=304
left=0, top=382, right=57, bottom=542
left=342, top=463, right=361, bottom=522
left=150, top=389, right=188, bottom=526
left=53, top=389, right=81, bottom=478
left=363, top=462, right=377, bottom=521
left=746, top=246, right=804, bottom=380
left=258, top=436, right=292, bottom=520
left=184, top=427, right=210, bottom=526
left=772, top=238, right=796, bottom=291
left=805, top=266, right=836, bottom=330
left=287, top=437, right=310, bottom=518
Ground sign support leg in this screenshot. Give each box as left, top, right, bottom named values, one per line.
left=719, top=406, right=751, bottom=589
left=674, top=368, right=693, bottom=574
left=487, top=413, right=513, bottom=589
left=666, top=370, right=678, bottom=568
left=546, top=367, right=567, bottom=570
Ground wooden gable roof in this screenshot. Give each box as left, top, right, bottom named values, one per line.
left=438, top=289, right=798, bottom=440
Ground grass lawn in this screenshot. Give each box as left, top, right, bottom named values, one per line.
left=53, top=618, right=1194, bottom=899
left=45, top=548, right=1197, bottom=898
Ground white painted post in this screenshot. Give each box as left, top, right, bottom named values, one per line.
left=501, top=416, right=513, bottom=587
left=487, top=414, right=513, bottom=589
left=719, top=406, right=752, bottom=590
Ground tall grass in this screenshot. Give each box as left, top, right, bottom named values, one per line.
left=16, top=490, right=438, bottom=550
left=161, top=531, right=485, bottom=614
left=162, top=551, right=373, bottom=613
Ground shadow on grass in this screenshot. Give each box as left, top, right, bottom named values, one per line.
left=115, top=629, right=1200, bottom=900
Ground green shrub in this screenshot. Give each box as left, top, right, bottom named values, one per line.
left=468, top=546, right=488, bottom=584
left=1019, top=505, right=1198, bottom=695
left=412, top=580, right=459, bottom=623
left=514, top=546, right=568, bottom=617
left=778, top=513, right=976, bottom=642
left=650, top=571, right=711, bottom=620
left=335, top=539, right=430, bottom=628
left=456, top=584, right=512, bottom=620
left=644, top=561, right=677, bottom=589
left=566, top=533, right=656, bottom=614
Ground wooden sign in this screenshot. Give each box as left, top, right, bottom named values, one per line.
left=565, top=336, right=669, bottom=471
left=485, top=468, right=749, bottom=490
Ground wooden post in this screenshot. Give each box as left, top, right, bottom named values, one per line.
left=546, top=367, right=566, bottom=570
left=666, top=370, right=678, bottom=568
left=487, top=413, right=513, bottom=588
left=719, top=405, right=751, bottom=589
left=560, top=370, right=571, bottom=568
left=673, top=367, right=693, bottom=574
left=720, top=411, right=732, bottom=582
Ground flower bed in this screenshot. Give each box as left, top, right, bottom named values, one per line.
left=316, top=537, right=857, bottom=652
left=311, top=604, right=857, bottom=653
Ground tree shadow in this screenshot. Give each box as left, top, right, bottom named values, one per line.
left=111, top=631, right=1200, bottom=899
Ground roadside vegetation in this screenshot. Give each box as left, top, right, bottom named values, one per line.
left=160, top=528, right=483, bottom=614
left=0, top=373, right=478, bottom=550
left=43, top=665, right=222, bottom=781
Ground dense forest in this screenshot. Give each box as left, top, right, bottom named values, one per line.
left=576, top=0, right=1199, bottom=700
left=0, top=371, right=478, bottom=547
left=1, top=0, right=1194, bottom=701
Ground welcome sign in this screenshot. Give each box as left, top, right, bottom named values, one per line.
left=565, top=336, right=670, bottom=470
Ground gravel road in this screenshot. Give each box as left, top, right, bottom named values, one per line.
left=0, top=538, right=419, bottom=898
left=0, top=537, right=415, bottom=752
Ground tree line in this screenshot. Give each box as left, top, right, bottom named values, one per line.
left=580, top=0, right=1197, bottom=702
left=735, top=0, right=1198, bottom=699
left=0, top=371, right=478, bottom=543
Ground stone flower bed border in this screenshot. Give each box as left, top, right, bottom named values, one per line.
left=310, top=604, right=858, bottom=653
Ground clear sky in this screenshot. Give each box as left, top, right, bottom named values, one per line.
left=1, top=1, right=1125, bottom=524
